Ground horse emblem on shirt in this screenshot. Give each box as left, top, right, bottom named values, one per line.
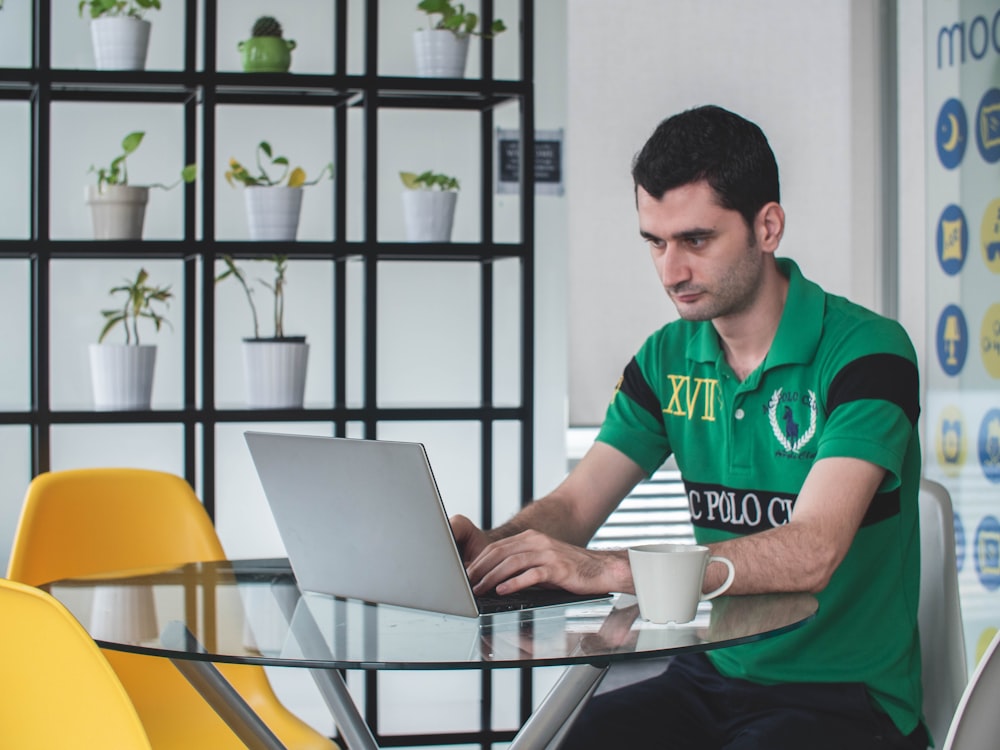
left=768, top=388, right=817, bottom=453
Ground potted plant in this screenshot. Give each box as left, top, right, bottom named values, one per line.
left=237, top=16, right=296, bottom=73
left=216, top=254, right=308, bottom=408
left=225, top=141, right=333, bottom=241
left=89, top=267, right=172, bottom=410
left=86, top=130, right=197, bottom=240
left=400, top=170, right=460, bottom=242
left=79, top=0, right=162, bottom=71
left=413, top=0, right=506, bottom=78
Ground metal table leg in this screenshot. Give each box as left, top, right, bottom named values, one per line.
left=169, top=655, right=288, bottom=750
left=271, top=587, right=381, bottom=750
left=508, top=663, right=609, bottom=750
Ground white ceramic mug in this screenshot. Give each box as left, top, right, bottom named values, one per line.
left=627, top=543, right=735, bottom=624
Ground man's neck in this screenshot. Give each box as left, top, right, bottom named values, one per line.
left=714, top=266, right=790, bottom=381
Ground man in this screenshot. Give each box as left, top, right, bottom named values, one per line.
left=451, top=105, right=926, bottom=748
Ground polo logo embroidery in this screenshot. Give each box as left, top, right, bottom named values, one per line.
left=767, top=388, right=817, bottom=453
left=663, top=375, right=719, bottom=421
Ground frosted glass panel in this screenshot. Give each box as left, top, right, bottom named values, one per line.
left=50, top=102, right=190, bottom=241
left=493, top=257, right=522, bottom=406
left=214, top=259, right=335, bottom=409
left=376, top=421, right=481, bottom=522
left=492, top=98, right=523, bottom=244
left=0, top=0, right=31, bottom=67
left=492, top=421, right=522, bottom=526
left=50, top=259, right=185, bottom=411
left=376, top=0, right=518, bottom=81
left=51, top=0, right=187, bottom=71
left=0, top=103, right=30, bottom=239
left=214, top=106, right=335, bottom=242
left=378, top=671, right=482, bottom=734
left=213, top=421, right=333, bottom=560
left=50, top=424, right=185, bottom=472
left=377, top=262, right=481, bottom=407
left=0, top=260, right=30, bottom=410
left=0, top=427, right=31, bottom=572
left=216, top=1, right=336, bottom=74
left=345, top=259, right=365, bottom=408
left=377, top=109, right=481, bottom=243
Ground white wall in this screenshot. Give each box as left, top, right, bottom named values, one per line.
left=565, top=0, right=896, bottom=426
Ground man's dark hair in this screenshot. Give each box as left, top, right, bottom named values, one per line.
left=631, top=105, right=780, bottom=228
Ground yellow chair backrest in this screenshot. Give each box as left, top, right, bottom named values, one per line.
left=8, top=467, right=225, bottom=586
left=0, top=577, right=152, bottom=749
left=7, top=468, right=337, bottom=750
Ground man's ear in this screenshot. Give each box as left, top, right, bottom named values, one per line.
left=755, top=202, right=785, bottom=253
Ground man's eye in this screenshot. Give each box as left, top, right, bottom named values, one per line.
left=686, top=236, right=707, bottom=248
left=645, top=238, right=666, bottom=250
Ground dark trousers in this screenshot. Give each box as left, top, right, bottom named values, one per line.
left=559, top=653, right=929, bottom=750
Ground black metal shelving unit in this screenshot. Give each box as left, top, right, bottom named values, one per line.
left=6, top=0, right=535, bottom=746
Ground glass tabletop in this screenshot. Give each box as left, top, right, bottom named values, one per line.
left=47, top=558, right=818, bottom=671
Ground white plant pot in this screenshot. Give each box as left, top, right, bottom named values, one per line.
left=413, top=29, right=470, bottom=78
left=244, top=186, right=304, bottom=241
left=86, top=184, right=149, bottom=240
left=90, top=17, right=151, bottom=71
left=89, top=343, right=157, bottom=411
left=402, top=189, right=458, bottom=242
left=242, top=338, right=309, bottom=409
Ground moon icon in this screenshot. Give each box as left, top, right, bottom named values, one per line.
left=943, top=113, right=961, bottom=152
left=937, top=98, right=968, bottom=169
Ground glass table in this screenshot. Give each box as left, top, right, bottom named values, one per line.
left=47, top=558, right=817, bottom=750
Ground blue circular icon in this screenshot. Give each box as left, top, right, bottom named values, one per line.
left=980, top=409, right=1000, bottom=483
left=936, top=204, right=969, bottom=276
left=937, top=98, right=968, bottom=169
left=974, top=515, right=1000, bottom=590
left=936, top=304, right=968, bottom=376
left=955, top=509, right=966, bottom=573
left=976, top=88, right=1000, bottom=164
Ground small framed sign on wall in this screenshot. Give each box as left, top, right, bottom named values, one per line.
left=496, top=128, right=564, bottom=196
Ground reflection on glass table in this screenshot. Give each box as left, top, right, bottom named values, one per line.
left=48, top=559, right=818, bottom=750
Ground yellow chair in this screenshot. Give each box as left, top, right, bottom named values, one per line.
left=0, top=577, right=153, bottom=749
left=7, top=468, right=338, bottom=750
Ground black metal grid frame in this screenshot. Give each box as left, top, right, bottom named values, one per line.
left=5, top=0, right=536, bottom=747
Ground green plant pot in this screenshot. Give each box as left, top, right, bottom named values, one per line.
left=238, top=37, right=296, bottom=73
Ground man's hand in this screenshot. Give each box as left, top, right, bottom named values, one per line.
left=449, top=514, right=492, bottom=564
left=465, top=530, right=632, bottom=596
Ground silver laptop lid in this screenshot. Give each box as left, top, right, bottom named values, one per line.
left=245, top=431, right=480, bottom=618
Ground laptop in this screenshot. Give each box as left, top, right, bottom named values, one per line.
left=244, top=431, right=609, bottom=618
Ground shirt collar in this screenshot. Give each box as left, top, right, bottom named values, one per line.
left=687, top=257, right=824, bottom=369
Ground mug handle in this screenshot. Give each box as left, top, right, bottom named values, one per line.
left=701, top=555, right=735, bottom=601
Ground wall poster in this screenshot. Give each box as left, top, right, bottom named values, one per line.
left=925, top=0, right=1000, bottom=671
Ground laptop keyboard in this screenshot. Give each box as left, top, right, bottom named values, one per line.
left=475, top=587, right=609, bottom=614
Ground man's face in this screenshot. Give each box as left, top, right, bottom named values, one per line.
left=637, top=181, right=764, bottom=323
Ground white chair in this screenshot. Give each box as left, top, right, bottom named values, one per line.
left=941, top=628, right=1000, bottom=749
left=918, top=478, right=968, bottom=747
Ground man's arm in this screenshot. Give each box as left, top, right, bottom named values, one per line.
left=701, top=456, right=887, bottom=594
left=451, top=441, right=647, bottom=595
left=454, top=448, right=886, bottom=599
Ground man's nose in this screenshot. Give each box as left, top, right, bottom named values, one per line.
left=658, top=245, right=689, bottom=288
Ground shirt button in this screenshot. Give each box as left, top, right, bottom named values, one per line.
left=735, top=409, right=745, bottom=420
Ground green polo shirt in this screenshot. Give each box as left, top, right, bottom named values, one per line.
left=597, top=258, right=923, bottom=737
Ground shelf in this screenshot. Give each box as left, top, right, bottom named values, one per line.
left=8, top=3, right=535, bottom=743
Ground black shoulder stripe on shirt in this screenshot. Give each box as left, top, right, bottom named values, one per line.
left=861, top=488, right=901, bottom=527
left=826, top=353, right=920, bottom=426
left=620, top=357, right=664, bottom=425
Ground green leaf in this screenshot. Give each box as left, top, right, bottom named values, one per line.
left=180, top=163, right=197, bottom=183
left=121, top=131, right=145, bottom=155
